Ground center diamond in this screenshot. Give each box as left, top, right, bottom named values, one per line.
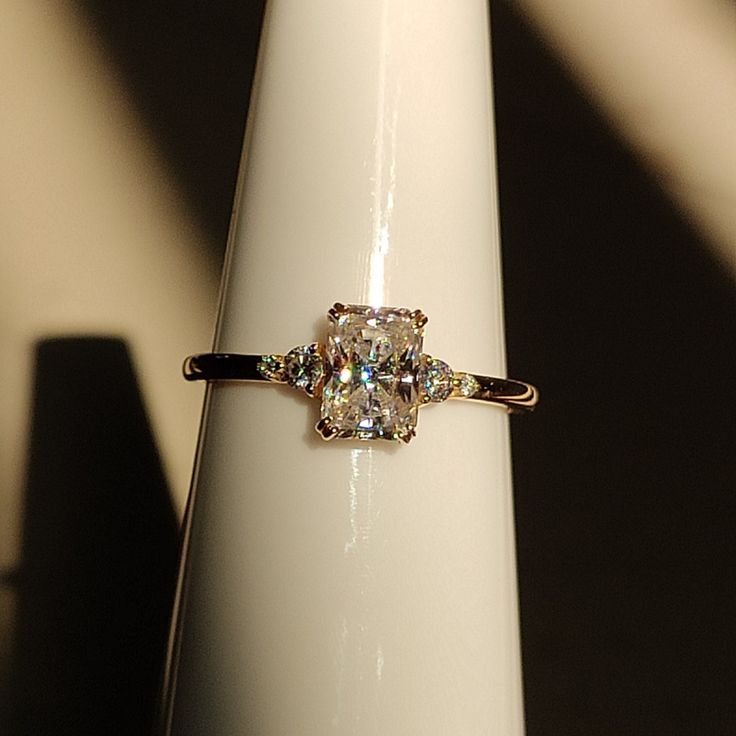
left=321, top=304, right=423, bottom=441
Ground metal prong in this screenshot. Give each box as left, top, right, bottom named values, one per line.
left=409, top=309, right=428, bottom=331
left=328, top=302, right=348, bottom=322
left=396, top=428, right=416, bottom=444
left=315, top=417, right=339, bottom=440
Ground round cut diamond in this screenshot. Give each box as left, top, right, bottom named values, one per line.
left=257, top=354, right=286, bottom=382
left=419, top=355, right=454, bottom=403
left=284, top=343, right=325, bottom=396
left=456, top=373, right=481, bottom=398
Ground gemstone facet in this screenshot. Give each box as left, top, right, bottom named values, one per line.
left=321, top=304, right=423, bottom=441
left=418, top=355, right=454, bottom=403
left=284, top=343, right=324, bottom=396
left=456, top=373, right=481, bottom=398
left=257, top=354, right=286, bottom=382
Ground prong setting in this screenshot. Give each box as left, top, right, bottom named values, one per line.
left=315, top=417, right=339, bottom=440
left=328, top=302, right=349, bottom=322
left=409, top=309, right=428, bottom=332
left=395, top=428, right=416, bottom=444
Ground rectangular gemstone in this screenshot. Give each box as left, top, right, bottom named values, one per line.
left=321, top=305, right=422, bottom=440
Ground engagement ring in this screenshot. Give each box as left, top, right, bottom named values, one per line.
left=184, top=303, right=538, bottom=443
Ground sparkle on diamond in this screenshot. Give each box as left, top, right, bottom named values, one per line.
left=418, top=355, right=454, bottom=403
left=456, top=373, right=481, bottom=398
left=321, top=305, right=422, bottom=440
left=284, top=343, right=324, bottom=396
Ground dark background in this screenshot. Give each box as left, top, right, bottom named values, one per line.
left=7, top=1, right=735, bottom=734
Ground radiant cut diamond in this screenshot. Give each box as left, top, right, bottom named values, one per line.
left=321, top=305, right=423, bottom=441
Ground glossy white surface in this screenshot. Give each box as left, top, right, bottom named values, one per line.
left=166, top=2, right=524, bottom=733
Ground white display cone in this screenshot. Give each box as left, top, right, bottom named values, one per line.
left=163, top=2, right=525, bottom=734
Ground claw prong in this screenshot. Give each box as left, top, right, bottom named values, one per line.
left=328, top=302, right=348, bottom=322
left=409, top=309, right=428, bottom=331
left=316, top=417, right=339, bottom=440
left=396, top=428, right=416, bottom=444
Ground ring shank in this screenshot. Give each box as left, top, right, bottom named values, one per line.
left=455, top=373, right=538, bottom=413
left=184, top=353, right=273, bottom=383
left=184, top=353, right=537, bottom=413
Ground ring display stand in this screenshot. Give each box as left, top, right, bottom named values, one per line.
left=162, top=2, right=525, bottom=733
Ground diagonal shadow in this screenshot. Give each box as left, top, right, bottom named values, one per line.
left=492, top=3, right=736, bottom=734
left=8, top=337, right=179, bottom=736
left=37, top=2, right=736, bottom=733
left=72, top=0, right=266, bottom=252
